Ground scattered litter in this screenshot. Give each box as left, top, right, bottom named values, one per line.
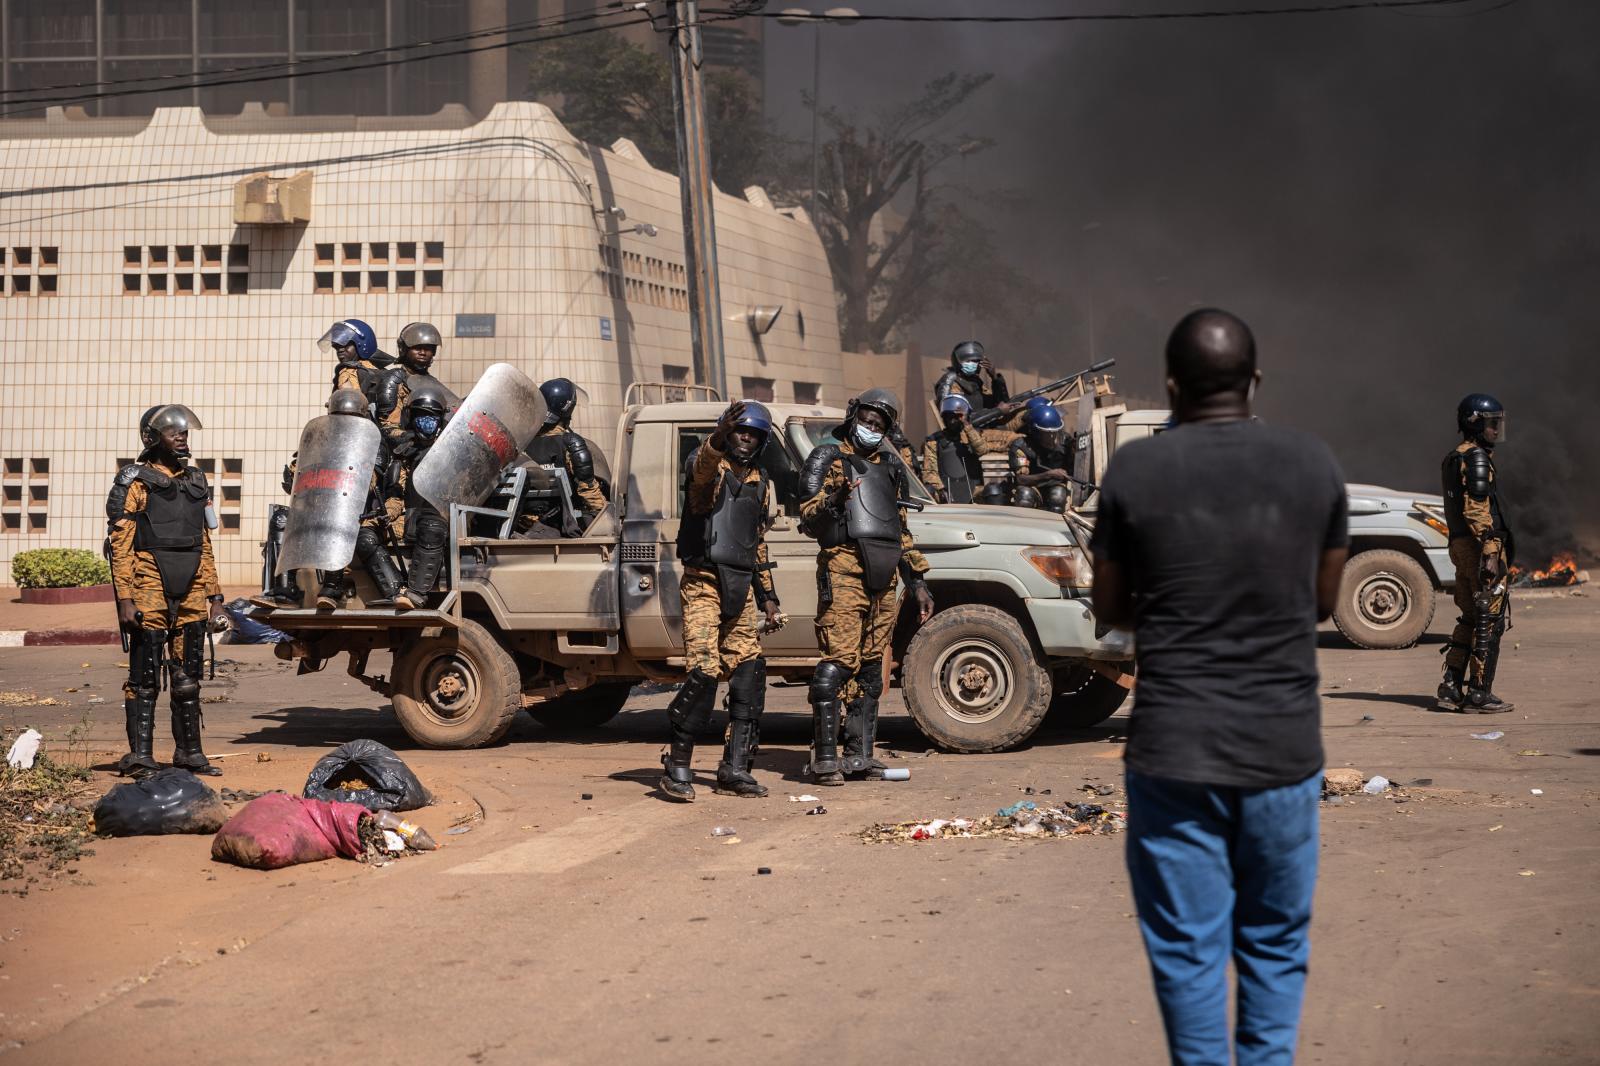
left=210, top=794, right=370, bottom=869
left=374, top=810, right=438, bottom=850
left=1488, top=825, right=1503, bottom=832
left=1324, top=795, right=1344, bottom=806
left=581, top=793, right=593, bottom=801
left=93, top=769, right=228, bottom=837
left=220, top=598, right=290, bottom=645
left=1090, top=783, right=1116, bottom=797
left=381, top=829, right=407, bottom=853
left=757, top=867, right=772, bottom=875
left=788, top=794, right=821, bottom=803
left=302, top=739, right=433, bottom=812
left=1516, top=749, right=1563, bottom=758
left=220, top=787, right=271, bottom=804
left=1362, top=776, right=1391, bottom=795
left=86, top=696, right=105, bottom=705
left=1470, top=731, right=1504, bottom=741
left=710, top=826, right=738, bottom=837
left=863, top=801, right=1125, bottom=844
left=1519, top=870, right=1535, bottom=877
left=804, top=806, right=827, bottom=816
left=1411, top=778, right=1434, bottom=787
left=446, top=825, right=473, bottom=836
left=1530, top=789, right=1544, bottom=796
left=882, top=768, right=911, bottom=781
left=5, top=729, right=42, bottom=770
left=1323, top=768, right=1364, bottom=795
left=1360, top=715, right=1375, bottom=722
left=256, top=753, right=272, bottom=763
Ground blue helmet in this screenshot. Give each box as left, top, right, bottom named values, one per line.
left=319, top=318, right=378, bottom=361
left=1025, top=404, right=1064, bottom=431
left=732, top=399, right=773, bottom=436
left=939, top=394, right=972, bottom=418
left=1023, top=395, right=1054, bottom=413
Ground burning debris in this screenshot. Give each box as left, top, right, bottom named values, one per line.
left=1511, top=551, right=1588, bottom=589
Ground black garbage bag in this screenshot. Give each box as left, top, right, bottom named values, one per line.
left=94, top=768, right=228, bottom=836
left=302, top=739, right=433, bottom=812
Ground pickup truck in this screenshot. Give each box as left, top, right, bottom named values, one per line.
left=1084, top=408, right=1455, bottom=650
left=258, top=385, right=1134, bottom=753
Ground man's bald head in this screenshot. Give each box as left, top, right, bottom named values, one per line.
left=1166, top=309, right=1257, bottom=400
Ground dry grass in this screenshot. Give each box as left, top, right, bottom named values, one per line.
left=1, top=719, right=97, bottom=893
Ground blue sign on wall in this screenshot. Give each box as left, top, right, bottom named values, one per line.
left=455, top=314, right=496, bottom=338
left=599, top=316, right=613, bottom=341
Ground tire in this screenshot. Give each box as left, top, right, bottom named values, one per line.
left=1332, top=549, right=1436, bottom=650
left=391, top=619, right=521, bottom=749
left=1046, top=665, right=1131, bottom=729
left=901, top=604, right=1052, bottom=753
left=525, top=681, right=633, bottom=730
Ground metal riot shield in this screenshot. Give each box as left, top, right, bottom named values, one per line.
left=276, top=414, right=382, bottom=574
left=411, top=362, right=547, bottom=515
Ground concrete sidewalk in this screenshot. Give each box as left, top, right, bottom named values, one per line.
left=0, top=586, right=259, bottom=645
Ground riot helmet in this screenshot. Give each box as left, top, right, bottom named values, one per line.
left=725, top=400, right=772, bottom=463
left=404, top=378, right=450, bottom=443
left=326, top=388, right=369, bottom=417
left=1025, top=403, right=1066, bottom=453
left=951, top=340, right=985, bottom=377
left=139, top=404, right=203, bottom=460
left=1023, top=395, right=1054, bottom=414
left=318, top=318, right=377, bottom=363
left=540, top=377, right=579, bottom=427
left=397, top=321, right=442, bottom=373
left=1457, top=393, right=1506, bottom=445
left=845, top=387, right=899, bottom=452
left=939, top=394, right=972, bottom=429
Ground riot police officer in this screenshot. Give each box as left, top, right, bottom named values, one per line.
left=324, top=388, right=408, bottom=608
left=659, top=401, right=784, bottom=801
left=106, top=405, right=225, bottom=777
left=378, top=322, right=445, bottom=456
left=1438, top=394, right=1514, bottom=713
left=396, top=379, right=453, bottom=606
left=799, top=388, right=934, bottom=785
left=322, top=318, right=388, bottom=410
left=528, top=377, right=608, bottom=530
left=922, top=395, right=997, bottom=503
left=1010, top=404, right=1075, bottom=513
left=934, top=340, right=1010, bottom=412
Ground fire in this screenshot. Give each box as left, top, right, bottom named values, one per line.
left=1510, top=551, right=1581, bottom=588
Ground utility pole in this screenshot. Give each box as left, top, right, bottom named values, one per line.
left=668, top=0, right=728, bottom=399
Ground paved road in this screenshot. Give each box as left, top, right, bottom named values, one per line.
left=1, top=594, right=1596, bottom=1064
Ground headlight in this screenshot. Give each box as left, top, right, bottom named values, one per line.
left=1411, top=501, right=1449, bottom=536
left=1022, top=546, right=1094, bottom=589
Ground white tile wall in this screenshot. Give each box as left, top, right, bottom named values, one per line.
left=0, top=102, right=844, bottom=585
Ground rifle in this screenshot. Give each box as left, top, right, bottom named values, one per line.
left=969, top=358, right=1117, bottom=430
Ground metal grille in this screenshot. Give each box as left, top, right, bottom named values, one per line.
left=620, top=542, right=657, bottom=563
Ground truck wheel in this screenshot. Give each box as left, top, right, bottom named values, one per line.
left=525, top=681, right=633, bottom=731
left=391, top=619, right=521, bottom=749
left=1046, top=665, right=1130, bottom=729
left=902, top=604, right=1052, bottom=753
left=1333, top=549, right=1436, bottom=650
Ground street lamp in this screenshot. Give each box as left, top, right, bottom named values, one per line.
left=776, top=7, right=860, bottom=218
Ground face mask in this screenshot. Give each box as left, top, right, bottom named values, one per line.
left=960, top=361, right=981, bottom=376
left=853, top=425, right=884, bottom=449
left=413, top=415, right=441, bottom=440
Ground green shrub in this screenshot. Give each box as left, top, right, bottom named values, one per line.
left=11, top=549, right=112, bottom=590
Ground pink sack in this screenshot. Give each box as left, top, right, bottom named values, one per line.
left=210, top=793, right=369, bottom=869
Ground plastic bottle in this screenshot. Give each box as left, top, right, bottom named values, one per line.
left=374, top=810, right=438, bottom=850
left=710, top=826, right=738, bottom=837
left=882, top=768, right=910, bottom=781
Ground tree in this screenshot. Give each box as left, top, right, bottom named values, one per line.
left=810, top=73, right=1048, bottom=354
left=523, top=33, right=774, bottom=195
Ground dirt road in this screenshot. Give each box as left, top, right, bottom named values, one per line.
left=1, top=594, right=1596, bottom=1064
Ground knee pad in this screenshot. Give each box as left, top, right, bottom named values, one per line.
left=855, top=658, right=885, bottom=700
left=355, top=526, right=383, bottom=559
left=727, top=658, right=767, bottom=719
left=668, top=668, right=717, bottom=731
left=809, top=660, right=853, bottom=704
left=1012, top=485, right=1042, bottom=509
left=170, top=671, right=200, bottom=703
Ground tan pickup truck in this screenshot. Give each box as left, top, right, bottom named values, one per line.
left=258, top=387, right=1134, bottom=753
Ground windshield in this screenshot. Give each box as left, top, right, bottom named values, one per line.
left=788, top=417, right=935, bottom=504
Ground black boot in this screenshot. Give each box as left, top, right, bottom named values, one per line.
left=404, top=509, right=448, bottom=607
left=169, top=624, right=221, bottom=776
left=1461, top=686, right=1513, bottom=714
left=315, top=570, right=348, bottom=610
left=660, top=669, right=716, bottom=802
left=117, top=688, right=159, bottom=777
left=807, top=661, right=852, bottom=786
left=1435, top=664, right=1464, bottom=712
left=843, top=657, right=888, bottom=779
left=715, top=659, right=768, bottom=797
left=362, top=546, right=406, bottom=608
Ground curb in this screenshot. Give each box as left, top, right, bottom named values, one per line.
left=0, top=629, right=122, bottom=647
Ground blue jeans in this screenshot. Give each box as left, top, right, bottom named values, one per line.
left=1125, top=768, right=1321, bottom=1066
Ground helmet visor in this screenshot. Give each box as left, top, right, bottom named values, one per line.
left=318, top=322, right=361, bottom=359
left=1479, top=412, right=1506, bottom=443
left=1030, top=428, right=1065, bottom=453
left=147, top=404, right=203, bottom=437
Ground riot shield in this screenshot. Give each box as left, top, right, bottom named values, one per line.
left=276, top=414, right=382, bottom=574
left=412, top=363, right=547, bottom=515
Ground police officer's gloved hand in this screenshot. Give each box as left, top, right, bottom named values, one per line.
left=391, top=433, right=418, bottom=460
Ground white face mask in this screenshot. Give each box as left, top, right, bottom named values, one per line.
left=960, top=361, right=981, bottom=376
left=853, top=425, right=884, bottom=449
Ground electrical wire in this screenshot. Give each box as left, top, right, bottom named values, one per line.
left=0, top=8, right=649, bottom=117
left=705, top=0, right=1499, bottom=23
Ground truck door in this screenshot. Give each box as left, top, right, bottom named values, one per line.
left=618, top=418, right=678, bottom=658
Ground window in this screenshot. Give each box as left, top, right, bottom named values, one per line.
left=663, top=363, right=690, bottom=402
left=2, top=455, right=50, bottom=533
left=794, top=382, right=821, bottom=405
left=201, top=273, right=222, bottom=295
left=228, top=272, right=248, bottom=294
left=213, top=457, right=243, bottom=534
left=423, top=270, right=443, bottom=293
left=739, top=376, right=775, bottom=403
left=424, top=241, right=444, bottom=263
left=4, top=246, right=58, bottom=298
left=315, top=244, right=335, bottom=266
left=314, top=272, right=334, bottom=295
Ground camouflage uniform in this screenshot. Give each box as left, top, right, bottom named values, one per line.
left=531, top=423, right=608, bottom=520
left=921, top=421, right=997, bottom=501
left=1442, top=439, right=1511, bottom=698
left=680, top=442, right=777, bottom=678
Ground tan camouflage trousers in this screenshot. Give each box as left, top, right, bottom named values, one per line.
left=1446, top=536, right=1506, bottom=684
left=815, top=560, right=898, bottom=675
left=681, top=566, right=760, bottom=679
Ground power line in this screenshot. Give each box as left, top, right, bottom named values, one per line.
left=704, top=0, right=1499, bottom=23
left=0, top=3, right=626, bottom=104
left=0, top=9, right=649, bottom=117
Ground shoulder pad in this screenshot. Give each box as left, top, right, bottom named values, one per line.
left=374, top=366, right=406, bottom=419
left=182, top=466, right=210, bottom=489
left=562, top=431, right=595, bottom=482
left=115, top=464, right=142, bottom=487
left=799, top=443, right=843, bottom=500
left=134, top=465, right=173, bottom=489
left=1462, top=445, right=1494, bottom=498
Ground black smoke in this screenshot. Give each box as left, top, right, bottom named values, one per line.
left=766, top=0, right=1600, bottom=562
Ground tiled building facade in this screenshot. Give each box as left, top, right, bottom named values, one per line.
left=0, top=101, right=841, bottom=585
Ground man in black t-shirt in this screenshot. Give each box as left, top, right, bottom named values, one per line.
left=1091, top=309, right=1348, bottom=1066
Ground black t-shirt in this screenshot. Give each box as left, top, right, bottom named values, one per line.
left=1090, top=419, right=1348, bottom=788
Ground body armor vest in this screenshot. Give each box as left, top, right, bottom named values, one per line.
left=129, top=466, right=209, bottom=599
left=934, top=368, right=984, bottom=406
left=1442, top=445, right=1506, bottom=540
left=1013, top=438, right=1072, bottom=478
left=677, top=459, right=767, bottom=618
left=932, top=430, right=981, bottom=503
left=811, top=452, right=902, bottom=592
